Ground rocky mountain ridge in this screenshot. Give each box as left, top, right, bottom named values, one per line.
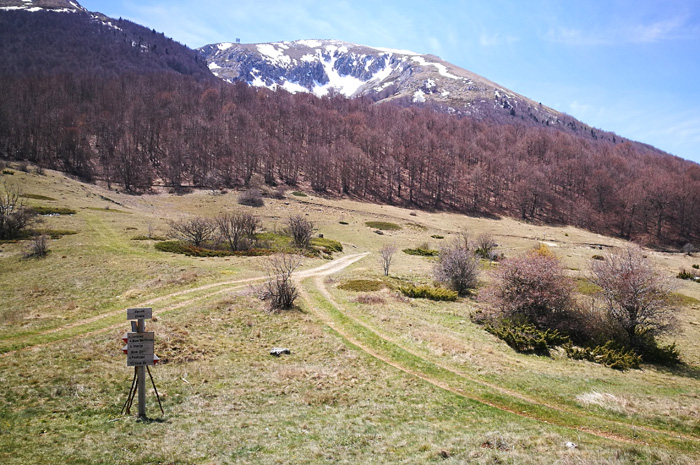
left=199, top=39, right=581, bottom=131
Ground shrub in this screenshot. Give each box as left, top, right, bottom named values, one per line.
left=0, top=181, right=35, bottom=240
left=30, top=206, right=76, bottom=215
left=474, top=233, right=498, bottom=260
left=403, top=247, right=439, bottom=256
left=483, top=245, right=574, bottom=327
left=167, top=217, right=216, bottom=247
left=591, top=246, right=676, bottom=350
left=379, top=243, right=397, bottom=276
left=430, top=235, right=444, bottom=239
left=23, top=234, right=49, bottom=259
left=154, top=240, right=273, bottom=257
left=311, top=237, right=343, bottom=253
left=677, top=269, right=699, bottom=281
left=354, top=294, right=386, bottom=305
left=592, top=254, right=605, bottom=261
left=433, top=242, right=480, bottom=296
left=238, top=189, right=264, bottom=207
left=486, top=320, right=571, bottom=355
left=399, top=284, right=458, bottom=301
left=339, top=221, right=349, bottom=225
left=291, top=191, right=307, bottom=197
left=693, top=264, right=699, bottom=270
left=288, top=215, right=314, bottom=249
left=365, top=221, right=401, bottom=231
left=259, top=254, right=301, bottom=310
left=565, top=341, right=641, bottom=371
left=131, top=235, right=167, bottom=241
left=216, top=211, right=260, bottom=251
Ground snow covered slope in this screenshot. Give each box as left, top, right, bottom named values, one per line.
left=199, top=39, right=564, bottom=123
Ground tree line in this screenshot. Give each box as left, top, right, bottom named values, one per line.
left=1, top=70, right=698, bottom=246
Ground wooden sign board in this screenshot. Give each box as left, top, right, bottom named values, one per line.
left=127, top=332, right=154, bottom=355
left=127, top=307, right=152, bottom=320
left=127, top=354, right=158, bottom=366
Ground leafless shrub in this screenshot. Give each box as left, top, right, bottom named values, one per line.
left=433, top=241, right=480, bottom=296
left=24, top=234, right=49, bottom=259
left=271, top=185, right=286, bottom=200
left=216, top=211, right=260, bottom=251
left=288, top=214, right=314, bottom=249
left=167, top=217, right=216, bottom=247
left=259, top=254, right=301, bottom=310
left=482, top=245, right=575, bottom=327
left=379, top=243, right=397, bottom=276
left=681, top=242, right=695, bottom=255
left=238, top=188, right=264, bottom=207
left=591, top=246, right=676, bottom=347
left=0, top=181, right=35, bottom=240
left=475, top=233, right=498, bottom=260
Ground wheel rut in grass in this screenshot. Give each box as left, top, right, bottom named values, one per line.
left=297, top=256, right=700, bottom=449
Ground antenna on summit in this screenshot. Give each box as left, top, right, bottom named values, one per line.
left=236, top=38, right=240, bottom=44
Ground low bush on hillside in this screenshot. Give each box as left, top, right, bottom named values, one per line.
left=403, top=247, right=439, bottom=256
left=365, top=221, right=401, bottom=231
left=29, top=206, right=76, bottom=215
left=155, top=240, right=274, bottom=257
left=430, top=235, right=444, bottom=239
left=565, top=342, right=641, bottom=371
left=311, top=237, right=343, bottom=253
left=677, top=269, right=700, bottom=281
left=238, top=189, right=264, bottom=207
left=399, top=284, right=458, bottom=301
left=338, top=279, right=387, bottom=292
left=131, top=235, right=167, bottom=241
left=291, top=191, right=307, bottom=197
left=485, top=320, right=571, bottom=355
left=21, top=194, right=56, bottom=201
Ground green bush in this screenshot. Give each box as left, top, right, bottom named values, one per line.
left=311, top=237, right=343, bottom=253
left=155, top=240, right=273, bottom=257
left=565, top=341, right=641, bottom=371
left=592, top=254, right=605, bottom=260
left=399, top=284, right=458, bottom=301
left=291, top=191, right=307, bottom=197
left=365, top=221, right=401, bottom=231
left=403, top=247, right=439, bottom=257
left=30, top=206, right=76, bottom=215
left=430, top=235, right=444, bottom=239
left=338, top=279, right=387, bottom=292
left=486, top=321, right=571, bottom=355
left=693, top=264, right=700, bottom=270
left=2, top=169, right=14, bottom=175
left=339, top=221, right=349, bottom=225
left=131, top=235, right=167, bottom=241
left=677, top=269, right=699, bottom=281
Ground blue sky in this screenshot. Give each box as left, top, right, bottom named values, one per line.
left=80, top=0, right=700, bottom=164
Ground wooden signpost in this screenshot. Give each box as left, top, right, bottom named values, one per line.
left=121, top=307, right=162, bottom=418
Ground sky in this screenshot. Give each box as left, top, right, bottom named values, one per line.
left=79, top=0, right=700, bottom=164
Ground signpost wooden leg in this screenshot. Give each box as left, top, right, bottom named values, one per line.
left=137, top=317, right=146, bottom=418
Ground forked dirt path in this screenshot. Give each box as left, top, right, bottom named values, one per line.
left=297, top=259, right=700, bottom=448
left=0, top=253, right=370, bottom=355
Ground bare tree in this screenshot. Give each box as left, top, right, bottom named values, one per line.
left=591, top=246, right=676, bottom=348
left=216, top=211, right=260, bottom=251
left=0, top=181, right=34, bottom=240
left=287, top=214, right=314, bottom=249
left=379, top=243, right=397, bottom=276
left=167, top=217, right=216, bottom=247
left=238, top=188, right=264, bottom=207
left=434, top=242, right=480, bottom=296
left=259, top=254, right=301, bottom=310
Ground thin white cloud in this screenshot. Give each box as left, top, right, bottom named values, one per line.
left=478, top=32, right=519, bottom=47
left=548, top=16, right=694, bottom=45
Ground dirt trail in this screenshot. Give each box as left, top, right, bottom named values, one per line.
left=298, top=267, right=700, bottom=447
left=0, top=253, right=370, bottom=355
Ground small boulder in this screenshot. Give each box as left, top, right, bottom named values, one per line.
left=270, top=347, right=291, bottom=356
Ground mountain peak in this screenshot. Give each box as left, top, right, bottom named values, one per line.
left=0, top=0, right=86, bottom=13
left=198, top=38, right=569, bottom=128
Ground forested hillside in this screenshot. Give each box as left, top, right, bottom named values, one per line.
left=2, top=5, right=699, bottom=247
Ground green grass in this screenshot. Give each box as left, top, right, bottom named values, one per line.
left=1, top=169, right=699, bottom=464
left=365, top=221, right=402, bottom=231
left=86, top=207, right=130, bottom=213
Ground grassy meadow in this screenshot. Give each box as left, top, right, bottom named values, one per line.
left=1, top=166, right=699, bottom=464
